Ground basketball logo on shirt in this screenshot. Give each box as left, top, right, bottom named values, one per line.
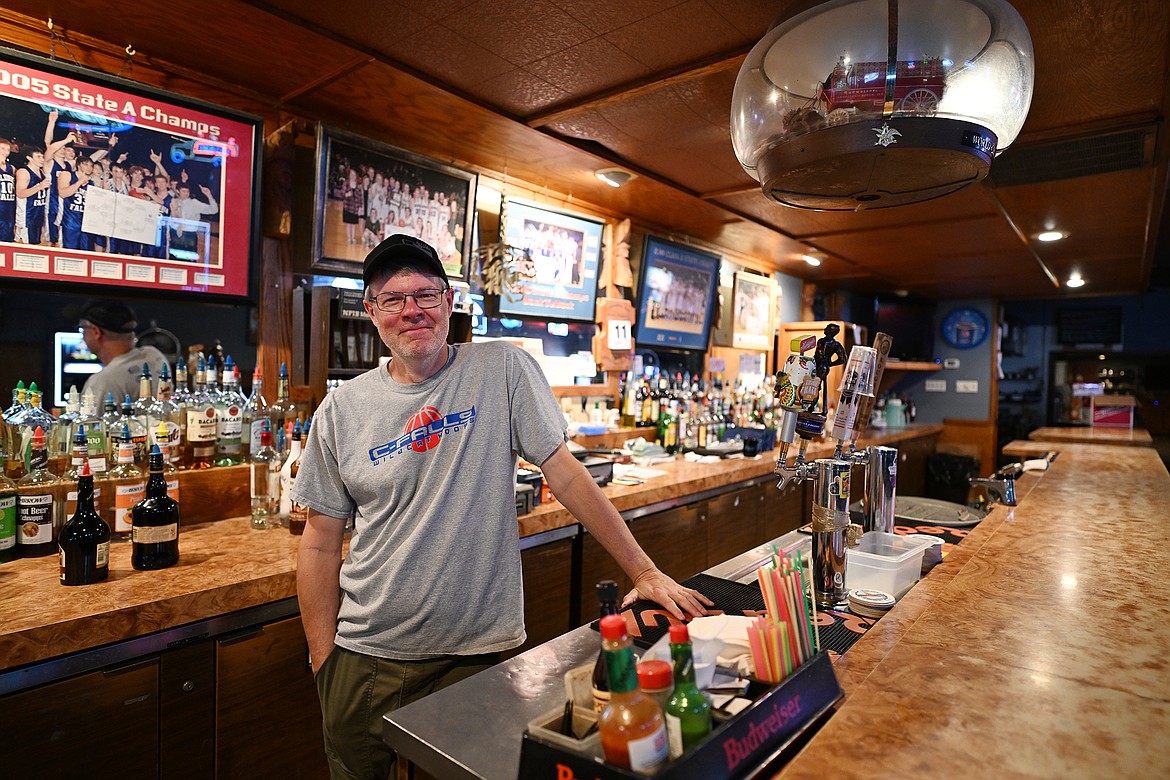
left=406, top=406, right=442, bottom=452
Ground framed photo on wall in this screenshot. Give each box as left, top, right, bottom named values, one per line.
left=634, top=235, right=721, bottom=351
left=0, top=46, right=261, bottom=299
left=312, top=125, right=477, bottom=280
left=732, top=271, right=776, bottom=349
left=497, top=198, right=603, bottom=322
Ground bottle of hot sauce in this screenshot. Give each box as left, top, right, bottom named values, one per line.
left=597, top=614, right=668, bottom=773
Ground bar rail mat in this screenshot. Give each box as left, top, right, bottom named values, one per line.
left=590, top=572, right=874, bottom=657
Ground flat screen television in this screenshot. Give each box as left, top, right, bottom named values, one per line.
left=871, top=295, right=937, bottom=361
left=497, top=199, right=603, bottom=322
left=635, top=236, right=720, bottom=351
left=53, top=330, right=102, bottom=408
left=0, top=46, right=261, bottom=299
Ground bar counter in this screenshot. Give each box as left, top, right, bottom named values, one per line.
left=1027, top=425, right=1153, bottom=447
left=384, top=440, right=1170, bottom=779
left=0, top=425, right=941, bottom=676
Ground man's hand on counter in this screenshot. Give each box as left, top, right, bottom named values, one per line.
left=623, top=568, right=714, bottom=620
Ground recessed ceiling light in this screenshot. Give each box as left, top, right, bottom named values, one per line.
left=595, top=168, right=634, bottom=188
left=802, top=254, right=822, bottom=266
left=1066, top=271, right=1085, bottom=288
left=1037, top=230, right=1065, bottom=242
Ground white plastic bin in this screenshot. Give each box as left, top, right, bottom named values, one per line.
left=846, top=532, right=927, bottom=599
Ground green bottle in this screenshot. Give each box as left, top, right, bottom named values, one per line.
left=665, top=623, right=712, bottom=759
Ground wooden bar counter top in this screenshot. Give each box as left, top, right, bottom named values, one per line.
left=1027, top=425, right=1153, bottom=447
left=0, top=425, right=940, bottom=674
left=773, top=441, right=1170, bottom=779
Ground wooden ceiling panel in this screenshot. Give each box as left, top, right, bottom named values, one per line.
left=473, top=69, right=573, bottom=117
left=601, top=1, right=748, bottom=71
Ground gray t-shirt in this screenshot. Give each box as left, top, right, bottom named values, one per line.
left=292, top=340, right=567, bottom=659
left=82, top=345, right=170, bottom=405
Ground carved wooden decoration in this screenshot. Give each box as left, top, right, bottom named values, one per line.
left=592, top=297, right=635, bottom=372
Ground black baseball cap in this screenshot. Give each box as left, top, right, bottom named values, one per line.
left=80, top=299, right=138, bottom=333
left=362, top=234, right=448, bottom=289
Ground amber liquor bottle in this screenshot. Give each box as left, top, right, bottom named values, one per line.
left=59, top=461, right=111, bottom=585
left=17, top=426, right=62, bottom=558
left=591, top=579, right=621, bottom=713
left=131, top=445, right=180, bottom=570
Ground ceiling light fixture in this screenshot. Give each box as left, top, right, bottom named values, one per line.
left=802, top=254, right=823, bottom=267
left=1036, top=230, right=1065, bottom=242
left=731, top=0, right=1034, bottom=210
left=595, top=168, right=634, bottom=188
left=1066, top=271, right=1085, bottom=288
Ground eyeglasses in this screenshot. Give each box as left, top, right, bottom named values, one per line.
left=367, top=287, right=448, bottom=314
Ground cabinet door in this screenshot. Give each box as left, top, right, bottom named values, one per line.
left=765, top=481, right=808, bottom=540
left=0, top=658, right=159, bottom=779
left=580, top=529, right=629, bottom=624
left=160, top=641, right=216, bottom=780
left=628, top=502, right=708, bottom=585
left=511, top=538, right=573, bottom=657
left=707, top=486, right=764, bottom=564
left=216, top=615, right=329, bottom=779
left=897, top=435, right=938, bottom=497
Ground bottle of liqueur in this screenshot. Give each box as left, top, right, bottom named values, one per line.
left=62, top=424, right=93, bottom=519
left=664, top=623, right=712, bottom=758
left=131, top=363, right=155, bottom=428
left=108, top=423, right=146, bottom=542
left=213, top=357, right=245, bottom=466
left=170, top=359, right=190, bottom=465
left=16, top=385, right=61, bottom=476
left=131, top=445, right=180, bottom=571
left=268, top=362, right=295, bottom=457
left=2, top=380, right=27, bottom=478
left=101, top=392, right=122, bottom=441
left=249, top=425, right=281, bottom=529
left=149, top=363, right=183, bottom=466
left=77, top=391, right=113, bottom=518
left=56, top=385, right=82, bottom=468
left=17, top=427, right=62, bottom=558
left=184, top=356, right=217, bottom=470
left=153, top=423, right=181, bottom=502
left=59, top=461, right=111, bottom=586
left=0, top=469, right=17, bottom=563
left=287, top=451, right=309, bottom=536
left=278, top=420, right=303, bottom=526
left=590, top=579, right=621, bottom=713
left=597, top=614, right=668, bottom=772
left=115, top=393, right=149, bottom=468
left=241, top=365, right=270, bottom=460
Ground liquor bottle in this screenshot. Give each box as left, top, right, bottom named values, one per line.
left=153, top=423, right=181, bottom=502
left=17, top=427, right=62, bottom=558
left=2, top=380, right=27, bottom=478
left=14, top=385, right=61, bottom=476
left=213, top=356, right=245, bottom=466
left=58, top=461, right=110, bottom=586
left=77, top=390, right=110, bottom=474
left=131, top=444, right=180, bottom=570
left=619, top=373, right=638, bottom=429
left=170, top=359, right=190, bottom=465
left=288, top=454, right=308, bottom=536
left=279, top=419, right=303, bottom=528
left=590, top=579, right=620, bottom=713
left=101, top=393, right=121, bottom=438
left=172, top=357, right=191, bottom=403
left=249, top=425, right=281, bottom=529
left=597, top=614, right=668, bottom=772
left=268, top=362, right=295, bottom=456
left=2, top=381, right=27, bottom=479
left=0, top=470, right=17, bottom=563
left=131, top=363, right=155, bottom=428
left=108, top=423, right=146, bottom=542
left=113, top=394, right=149, bottom=468
left=664, top=623, right=712, bottom=758
left=183, top=357, right=217, bottom=470
left=241, top=365, right=270, bottom=460
left=55, top=385, right=82, bottom=468
left=149, top=364, right=183, bottom=466
left=62, top=424, right=92, bottom=518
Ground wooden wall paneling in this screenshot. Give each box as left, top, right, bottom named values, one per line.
left=627, top=503, right=708, bottom=586
left=940, top=420, right=997, bottom=479
left=177, top=464, right=248, bottom=524
left=764, top=481, right=807, bottom=540
left=510, top=538, right=574, bottom=659
left=706, top=484, right=764, bottom=565
left=579, top=530, right=629, bottom=625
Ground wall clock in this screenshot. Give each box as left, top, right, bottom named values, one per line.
left=941, top=307, right=989, bottom=349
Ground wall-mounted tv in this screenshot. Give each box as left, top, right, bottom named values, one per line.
left=635, top=236, right=721, bottom=351
left=0, top=46, right=261, bottom=299
left=497, top=199, right=603, bottom=322
left=872, top=294, right=937, bottom=361
left=53, top=330, right=102, bottom=407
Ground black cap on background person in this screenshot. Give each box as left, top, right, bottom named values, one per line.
left=79, top=299, right=138, bottom=334
left=363, top=234, right=448, bottom=289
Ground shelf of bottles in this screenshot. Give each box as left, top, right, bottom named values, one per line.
left=1, top=353, right=311, bottom=564
left=617, top=368, right=783, bottom=454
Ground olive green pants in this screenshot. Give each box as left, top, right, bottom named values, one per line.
left=314, top=644, right=498, bottom=780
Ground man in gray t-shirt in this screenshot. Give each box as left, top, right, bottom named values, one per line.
left=295, top=234, right=711, bottom=780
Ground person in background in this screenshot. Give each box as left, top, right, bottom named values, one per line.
left=78, top=299, right=169, bottom=403
left=294, top=234, right=712, bottom=780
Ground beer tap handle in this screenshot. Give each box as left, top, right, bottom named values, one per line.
left=848, top=332, right=894, bottom=449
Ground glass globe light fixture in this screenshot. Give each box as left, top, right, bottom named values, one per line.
left=731, top=0, right=1034, bottom=209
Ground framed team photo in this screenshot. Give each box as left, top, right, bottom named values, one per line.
left=311, top=125, right=477, bottom=281
left=0, top=46, right=261, bottom=299
left=634, top=235, right=721, bottom=351
left=732, top=271, right=776, bottom=349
